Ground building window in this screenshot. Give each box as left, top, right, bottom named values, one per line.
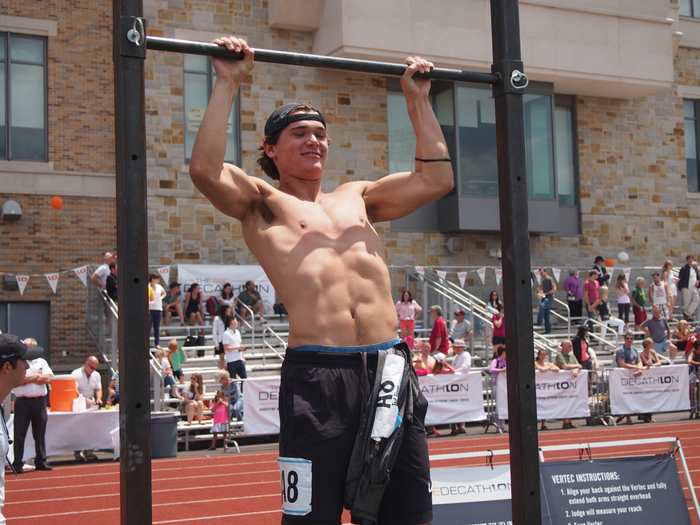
left=387, top=82, right=578, bottom=204
left=680, top=0, right=700, bottom=18
left=684, top=99, right=700, bottom=193
left=183, top=55, right=239, bottom=164
left=0, top=33, right=47, bottom=161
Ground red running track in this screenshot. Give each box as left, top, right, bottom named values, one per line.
left=5, top=420, right=700, bottom=524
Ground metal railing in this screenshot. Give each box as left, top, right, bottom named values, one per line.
left=85, top=274, right=118, bottom=375
left=262, top=327, right=287, bottom=364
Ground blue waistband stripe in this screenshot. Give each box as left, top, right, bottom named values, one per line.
left=290, top=338, right=400, bottom=354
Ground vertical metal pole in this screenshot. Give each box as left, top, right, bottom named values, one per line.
left=490, top=1, right=541, bottom=524
left=113, top=2, right=152, bottom=524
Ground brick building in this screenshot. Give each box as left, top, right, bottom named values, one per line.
left=0, top=0, right=698, bottom=366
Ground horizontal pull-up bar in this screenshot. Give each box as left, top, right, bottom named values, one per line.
left=145, top=36, right=501, bottom=85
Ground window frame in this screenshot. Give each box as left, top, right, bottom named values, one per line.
left=0, top=32, right=48, bottom=162
left=183, top=56, right=240, bottom=165
left=684, top=98, right=700, bottom=193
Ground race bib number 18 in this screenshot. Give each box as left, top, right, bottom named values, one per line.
left=278, top=457, right=312, bottom=516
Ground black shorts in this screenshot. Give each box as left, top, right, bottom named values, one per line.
left=279, top=348, right=432, bottom=525
left=214, top=342, right=225, bottom=355
left=492, top=336, right=505, bottom=345
left=173, top=369, right=183, bottom=380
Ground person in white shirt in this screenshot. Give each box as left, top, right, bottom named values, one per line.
left=148, top=273, right=167, bottom=349
left=11, top=338, right=53, bottom=473
left=212, top=304, right=232, bottom=370
left=0, top=334, right=44, bottom=523
left=71, top=356, right=103, bottom=462
left=89, top=251, right=117, bottom=289
left=451, top=339, right=472, bottom=374
left=222, top=316, right=247, bottom=384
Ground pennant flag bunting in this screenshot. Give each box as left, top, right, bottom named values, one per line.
left=17, top=275, right=29, bottom=296
left=45, top=273, right=59, bottom=294
left=415, top=266, right=425, bottom=281
left=74, top=266, right=88, bottom=287
left=535, top=273, right=542, bottom=286
left=158, top=266, right=170, bottom=284
left=477, top=267, right=486, bottom=285
left=552, top=268, right=561, bottom=283
left=495, top=268, right=503, bottom=286
left=437, top=270, right=447, bottom=283
left=458, top=272, right=467, bottom=288
left=608, top=268, right=614, bottom=281
left=623, top=267, right=631, bottom=282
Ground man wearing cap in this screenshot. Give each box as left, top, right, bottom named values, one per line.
left=11, top=338, right=53, bottom=473
left=90, top=252, right=117, bottom=290
left=163, top=282, right=185, bottom=329
left=451, top=339, right=472, bottom=374
left=592, top=256, right=610, bottom=287
left=0, top=334, right=44, bottom=521
left=449, top=309, right=473, bottom=345
left=190, top=36, right=452, bottom=525
left=71, top=356, right=103, bottom=462
left=555, top=340, right=582, bottom=429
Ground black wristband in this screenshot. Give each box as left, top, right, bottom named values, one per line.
left=414, top=157, right=452, bottom=163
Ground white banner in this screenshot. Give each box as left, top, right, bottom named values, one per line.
left=74, top=266, right=88, bottom=287
left=158, top=266, right=170, bottom=284
left=458, top=272, right=467, bottom=288
left=45, top=273, right=59, bottom=294
left=420, top=372, right=486, bottom=426
left=243, top=376, right=281, bottom=435
left=16, top=275, right=29, bottom=296
left=497, top=370, right=590, bottom=420
left=431, top=465, right=511, bottom=505
left=495, top=268, right=503, bottom=286
left=623, top=267, right=632, bottom=282
left=609, top=365, right=690, bottom=415
left=552, top=268, right=561, bottom=283
left=177, top=264, right=275, bottom=306
left=437, top=270, right=447, bottom=284
left=476, top=267, right=486, bottom=285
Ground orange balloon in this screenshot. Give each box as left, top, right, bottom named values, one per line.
left=50, top=196, right=63, bottom=210
left=605, top=258, right=615, bottom=267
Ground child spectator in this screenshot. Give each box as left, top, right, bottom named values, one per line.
left=166, top=339, right=187, bottom=384
left=208, top=390, right=229, bottom=451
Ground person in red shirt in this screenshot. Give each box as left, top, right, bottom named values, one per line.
left=429, top=305, right=449, bottom=355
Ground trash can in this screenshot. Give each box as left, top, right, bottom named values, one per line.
left=151, top=412, right=178, bottom=458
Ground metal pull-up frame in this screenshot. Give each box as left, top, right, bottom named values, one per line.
left=113, top=1, right=537, bottom=523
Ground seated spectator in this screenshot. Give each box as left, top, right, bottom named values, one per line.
left=163, top=282, right=184, bottom=329
left=672, top=319, right=691, bottom=356
left=183, top=372, right=205, bottom=426
left=615, top=331, right=643, bottom=425
left=555, top=340, right=581, bottom=429
left=488, top=346, right=507, bottom=434
left=106, top=262, right=118, bottom=303
left=220, top=283, right=236, bottom=307
left=163, top=365, right=183, bottom=400
left=571, top=325, right=593, bottom=371
left=641, top=306, right=678, bottom=362
left=492, top=303, right=505, bottom=355
left=395, top=290, right=422, bottom=340
left=638, top=337, right=661, bottom=423
left=183, top=283, right=205, bottom=335
left=449, top=309, right=473, bottom=346
left=451, top=339, right=472, bottom=374
left=166, top=339, right=187, bottom=384
left=414, top=340, right=436, bottom=375
left=429, top=305, right=449, bottom=355
left=237, top=280, right=265, bottom=324
left=212, top=304, right=232, bottom=370
left=535, top=349, right=559, bottom=431
left=217, top=370, right=244, bottom=422
left=592, top=286, right=625, bottom=345
left=432, top=353, right=455, bottom=374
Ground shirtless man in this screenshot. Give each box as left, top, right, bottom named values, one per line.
left=189, top=36, right=453, bottom=525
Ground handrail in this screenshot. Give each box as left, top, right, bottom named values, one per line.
left=235, top=302, right=255, bottom=351
left=262, top=326, right=287, bottom=365
left=149, top=352, right=164, bottom=412
left=551, top=297, right=571, bottom=337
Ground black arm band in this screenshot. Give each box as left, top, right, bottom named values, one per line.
left=414, top=157, right=452, bottom=163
